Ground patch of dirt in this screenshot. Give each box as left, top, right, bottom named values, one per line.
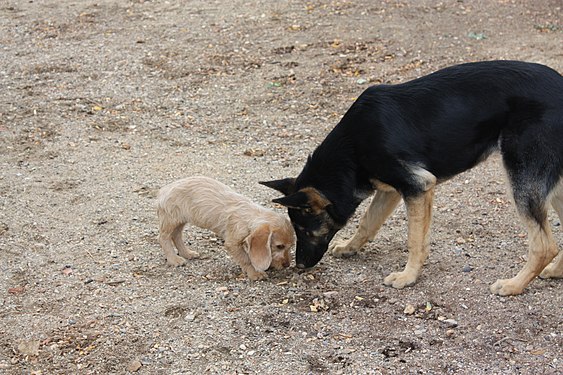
left=0, top=0, right=561, bottom=374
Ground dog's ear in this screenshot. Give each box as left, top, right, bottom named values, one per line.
left=259, top=178, right=296, bottom=196
left=244, top=224, right=273, bottom=272
left=273, top=187, right=331, bottom=213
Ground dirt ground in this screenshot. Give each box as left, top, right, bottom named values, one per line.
left=0, top=0, right=562, bottom=374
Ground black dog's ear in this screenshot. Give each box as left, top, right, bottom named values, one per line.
left=259, top=178, right=296, bottom=196
left=273, top=187, right=332, bottom=214
left=272, top=191, right=310, bottom=209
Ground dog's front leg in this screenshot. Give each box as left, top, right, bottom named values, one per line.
left=384, top=187, right=434, bottom=289
left=224, top=240, right=268, bottom=281
left=331, top=190, right=401, bottom=258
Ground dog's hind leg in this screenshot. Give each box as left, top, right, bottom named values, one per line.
left=330, top=190, right=401, bottom=258
left=490, top=183, right=558, bottom=295
left=159, top=216, right=190, bottom=266
left=540, top=182, right=563, bottom=279
left=384, top=186, right=435, bottom=289
left=172, top=224, right=200, bottom=260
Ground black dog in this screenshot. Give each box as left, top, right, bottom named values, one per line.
left=261, top=60, right=563, bottom=296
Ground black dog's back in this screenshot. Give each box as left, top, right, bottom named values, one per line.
left=312, top=61, right=563, bottom=198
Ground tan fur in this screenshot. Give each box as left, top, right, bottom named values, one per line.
left=301, top=187, right=331, bottom=214
left=490, top=178, right=563, bottom=295
left=383, top=187, right=435, bottom=288
left=333, top=165, right=563, bottom=295
left=332, top=165, right=438, bottom=289
left=540, top=183, right=563, bottom=279
left=157, top=176, right=295, bottom=280
left=331, top=190, right=401, bottom=258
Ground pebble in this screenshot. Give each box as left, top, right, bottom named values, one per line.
left=442, top=319, right=458, bottom=328
left=462, top=265, right=472, bottom=272
left=127, top=360, right=142, bottom=372
left=185, top=314, right=196, bottom=322
left=404, top=304, right=416, bottom=315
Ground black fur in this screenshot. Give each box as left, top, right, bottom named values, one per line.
left=263, top=60, right=563, bottom=268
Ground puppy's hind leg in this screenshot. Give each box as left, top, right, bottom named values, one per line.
left=172, top=224, right=200, bottom=260
left=540, top=182, right=563, bottom=279
left=331, top=190, right=401, bottom=258
left=159, top=216, right=188, bottom=267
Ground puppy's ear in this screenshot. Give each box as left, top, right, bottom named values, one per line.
left=273, top=187, right=331, bottom=213
left=244, top=224, right=273, bottom=272
left=259, top=178, right=296, bottom=196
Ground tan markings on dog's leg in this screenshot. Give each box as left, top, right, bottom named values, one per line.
left=331, top=190, right=401, bottom=258
left=540, top=185, right=563, bottom=279
left=224, top=240, right=267, bottom=281
left=384, top=187, right=434, bottom=289
left=159, top=221, right=187, bottom=267
left=491, top=215, right=558, bottom=295
left=171, top=224, right=199, bottom=260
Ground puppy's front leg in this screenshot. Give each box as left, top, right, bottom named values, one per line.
left=224, top=240, right=267, bottom=281
left=331, top=190, right=401, bottom=258
left=384, top=187, right=434, bottom=289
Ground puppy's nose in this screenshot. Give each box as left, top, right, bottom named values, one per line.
left=296, top=263, right=306, bottom=269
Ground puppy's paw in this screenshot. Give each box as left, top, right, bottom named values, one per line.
left=539, top=263, right=563, bottom=279
left=383, top=271, right=417, bottom=289
left=330, top=240, right=358, bottom=258
left=166, top=255, right=187, bottom=267
left=178, top=249, right=200, bottom=260
left=490, top=278, right=525, bottom=296
left=247, top=270, right=268, bottom=281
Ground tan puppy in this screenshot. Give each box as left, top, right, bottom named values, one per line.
left=157, top=176, right=295, bottom=280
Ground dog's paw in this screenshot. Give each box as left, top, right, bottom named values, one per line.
left=330, top=240, right=358, bottom=258
left=178, top=249, right=200, bottom=260
left=490, top=279, right=525, bottom=296
left=383, top=271, right=417, bottom=289
left=539, top=263, right=563, bottom=279
left=166, top=255, right=187, bottom=267
left=247, top=270, right=268, bottom=281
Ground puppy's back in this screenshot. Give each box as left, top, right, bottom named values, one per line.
left=157, top=176, right=257, bottom=236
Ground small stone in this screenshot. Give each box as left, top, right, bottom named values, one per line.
left=323, top=291, right=339, bottom=297
left=185, top=314, right=196, bottom=322
left=442, top=319, right=458, bottom=328
left=127, top=360, right=142, bottom=372
left=17, top=340, right=40, bottom=356
left=404, top=304, right=416, bottom=315
left=462, top=265, right=472, bottom=272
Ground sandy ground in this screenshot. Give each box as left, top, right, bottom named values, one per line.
left=0, top=0, right=562, bottom=374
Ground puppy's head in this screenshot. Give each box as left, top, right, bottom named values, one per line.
left=268, top=217, right=295, bottom=270
left=244, top=220, right=295, bottom=272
